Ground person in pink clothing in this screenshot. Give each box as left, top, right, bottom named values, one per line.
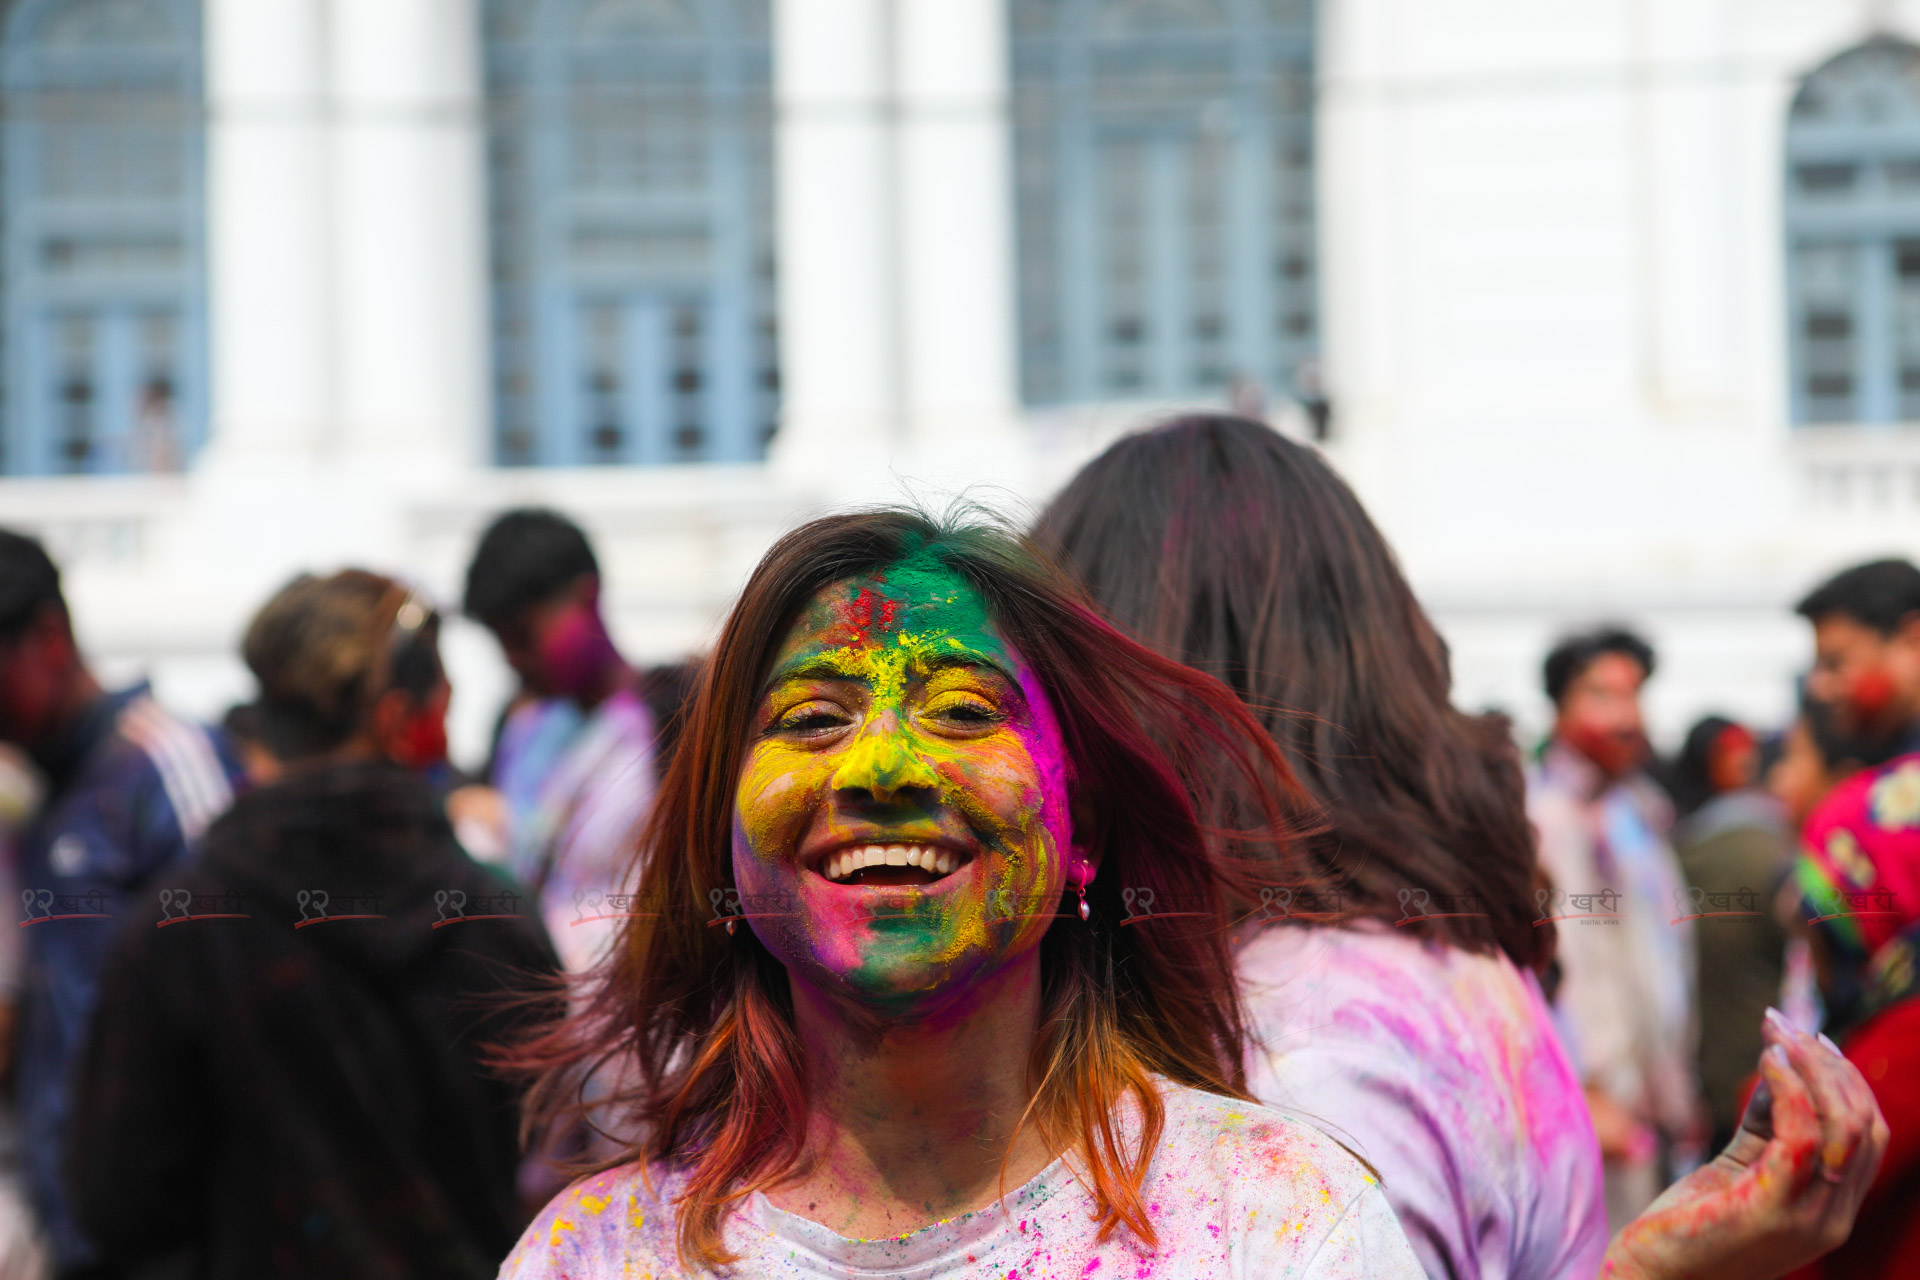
left=1035, top=414, right=1887, bottom=1280
left=1236, top=926, right=1598, bottom=1279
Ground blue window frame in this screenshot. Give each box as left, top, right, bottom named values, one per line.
left=1786, top=37, right=1920, bottom=427
left=484, top=0, right=776, bottom=467
left=1009, top=0, right=1316, bottom=408
left=0, top=0, right=205, bottom=476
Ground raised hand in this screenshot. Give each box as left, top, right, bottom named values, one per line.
left=1598, top=1010, right=1887, bottom=1280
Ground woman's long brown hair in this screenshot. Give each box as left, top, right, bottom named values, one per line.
left=510, top=508, right=1315, bottom=1269
left=1034, top=415, right=1553, bottom=972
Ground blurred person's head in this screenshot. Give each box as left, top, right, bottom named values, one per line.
left=1796, top=558, right=1920, bottom=748
left=462, top=508, right=623, bottom=705
left=1031, top=414, right=1549, bottom=971
left=1670, top=714, right=1759, bottom=817
left=1545, top=627, right=1656, bottom=779
left=1767, top=693, right=1896, bottom=831
left=242, top=570, right=449, bottom=771
left=0, top=528, right=97, bottom=748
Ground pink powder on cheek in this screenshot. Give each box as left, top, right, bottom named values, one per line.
left=1007, top=657, right=1076, bottom=881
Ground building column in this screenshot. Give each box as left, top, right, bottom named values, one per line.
left=186, top=0, right=484, bottom=605
left=330, top=0, right=489, bottom=474
left=202, top=0, right=331, bottom=466
left=769, top=0, right=898, bottom=487
left=896, top=0, right=1024, bottom=478
left=771, top=0, right=1025, bottom=495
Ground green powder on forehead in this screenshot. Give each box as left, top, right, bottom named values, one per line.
left=872, top=543, right=994, bottom=631
left=778, top=546, right=1012, bottom=705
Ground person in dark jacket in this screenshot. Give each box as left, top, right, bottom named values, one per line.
left=64, top=569, right=563, bottom=1280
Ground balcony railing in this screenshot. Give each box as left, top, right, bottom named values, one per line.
left=0, top=473, right=184, bottom=573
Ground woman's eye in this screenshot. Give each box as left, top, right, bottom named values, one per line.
left=928, top=697, right=1001, bottom=727
left=774, top=704, right=850, bottom=734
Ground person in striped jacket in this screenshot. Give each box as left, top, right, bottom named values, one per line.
left=0, top=528, right=241, bottom=1277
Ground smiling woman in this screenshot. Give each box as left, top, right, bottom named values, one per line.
left=502, top=509, right=1425, bottom=1278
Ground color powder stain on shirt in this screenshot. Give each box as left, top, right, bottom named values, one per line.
left=1239, top=924, right=1607, bottom=1280
left=499, top=1082, right=1424, bottom=1278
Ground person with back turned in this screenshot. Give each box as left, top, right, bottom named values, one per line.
left=65, top=571, right=561, bottom=1280
left=1035, top=416, right=1883, bottom=1280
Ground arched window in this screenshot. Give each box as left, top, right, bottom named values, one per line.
left=1786, top=37, right=1920, bottom=426
left=484, top=0, right=775, bottom=467
left=0, top=0, right=204, bottom=475
left=1010, top=0, right=1316, bottom=408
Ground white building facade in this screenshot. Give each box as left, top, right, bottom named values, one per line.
left=1, top=0, right=1917, bottom=760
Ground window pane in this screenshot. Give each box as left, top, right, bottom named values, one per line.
left=1795, top=162, right=1859, bottom=195
left=1010, top=0, right=1316, bottom=406
left=484, top=0, right=775, bottom=466
left=1786, top=38, right=1920, bottom=426
left=1, top=1, right=206, bottom=476
left=57, top=316, right=96, bottom=472
left=1889, top=158, right=1920, bottom=191
left=1797, top=243, right=1859, bottom=424
left=1895, top=239, right=1920, bottom=419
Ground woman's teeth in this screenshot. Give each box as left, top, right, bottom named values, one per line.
left=822, top=844, right=958, bottom=883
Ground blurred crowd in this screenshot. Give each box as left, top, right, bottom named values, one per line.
left=0, top=416, right=1912, bottom=1278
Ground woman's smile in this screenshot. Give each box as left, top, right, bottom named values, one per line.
left=812, top=841, right=973, bottom=886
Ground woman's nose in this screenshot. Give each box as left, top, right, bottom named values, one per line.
left=830, top=715, right=938, bottom=804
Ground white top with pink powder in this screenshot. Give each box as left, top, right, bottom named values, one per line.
left=499, top=1081, right=1423, bottom=1278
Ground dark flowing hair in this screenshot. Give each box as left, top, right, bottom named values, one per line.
left=1033, top=415, right=1551, bottom=972
left=512, top=508, right=1312, bottom=1269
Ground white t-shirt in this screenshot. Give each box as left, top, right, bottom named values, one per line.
left=1239, top=925, right=1608, bottom=1280
left=500, top=1081, right=1423, bottom=1278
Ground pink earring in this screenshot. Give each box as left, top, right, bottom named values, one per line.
left=1071, top=854, right=1092, bottom=920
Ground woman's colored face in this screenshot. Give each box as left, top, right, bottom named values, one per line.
left=732, top=558, right=1074, bottom=1013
